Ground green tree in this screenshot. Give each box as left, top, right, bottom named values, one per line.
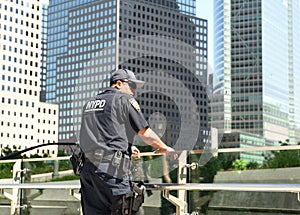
left=0, top=146, right=52, bottom=178
left=0, top=163, right=14, bottom=178
left=247, top=161, right=260, bottom=169
left=0, top=146, right=25, bottom=178
left=232, top=159, right=248, bottom=170
left=262, top=141, right=300, bottom=168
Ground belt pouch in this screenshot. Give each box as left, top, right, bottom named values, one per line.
left=93, top=149, right=104, bottom=167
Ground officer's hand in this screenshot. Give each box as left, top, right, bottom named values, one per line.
left=158, top=147, right=180, bottom=160
left=154, top=146, right=174, bottom=154
left=131, top=145, right=141, bottom=160
left=154, top=147, right=177, bottom=160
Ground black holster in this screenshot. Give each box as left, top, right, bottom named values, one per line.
left=112, top=182, right=145, bottom=215
left=131, top=182, right=145, bottom=212
left=70, top=147, right=84, bottom=176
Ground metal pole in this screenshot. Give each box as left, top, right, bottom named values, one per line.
left=11, top=159, right=22, bottom=215
left=52, top=160, right=59, bottom=179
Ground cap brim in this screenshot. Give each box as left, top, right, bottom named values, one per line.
left=130, top=79, right=145, bottom=88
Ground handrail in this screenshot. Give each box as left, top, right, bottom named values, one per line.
left=0, top=181, right=80, bottom=189
left=0, top=156, right=71, bottom=164
left=147, top=183, right=300, bottom=192
left=139, top=144, right=300, bottom=156
left=1, top=181, right=300, bottom=193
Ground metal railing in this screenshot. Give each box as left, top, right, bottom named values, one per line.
left=1, top=145, right=300, bottom=215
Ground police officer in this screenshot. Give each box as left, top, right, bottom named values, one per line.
left=79, top=69, right=174, bottom=215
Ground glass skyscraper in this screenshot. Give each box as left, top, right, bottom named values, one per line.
left=212, top=0, right=300, bottom=156
left=46, top=0, right=209, bottom=149
left=47, top=0, right=118, bottom=141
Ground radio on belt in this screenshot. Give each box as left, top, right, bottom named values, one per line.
left=112, top=151, right=123, bottom=168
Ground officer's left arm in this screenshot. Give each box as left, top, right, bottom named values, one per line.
left=125, top=97, right=174, bottom=153
left=137, top=127, right=174, bottom=153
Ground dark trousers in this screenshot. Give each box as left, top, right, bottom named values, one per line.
left=80, top=161, right=131, bottom=215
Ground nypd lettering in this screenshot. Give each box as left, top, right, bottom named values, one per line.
left=84, top=99, right=106, bottom=112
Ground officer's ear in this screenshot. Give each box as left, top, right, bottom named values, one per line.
left=113, top=80, right=123, bottom=89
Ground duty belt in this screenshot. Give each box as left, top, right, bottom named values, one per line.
left=84, top=149, right=131, bottom=178
left=85, top=149, right=130, bottom=163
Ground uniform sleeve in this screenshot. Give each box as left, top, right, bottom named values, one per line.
left=119, top=95, right=149, bottom=133
left=128, top=99, right=149, bottom=133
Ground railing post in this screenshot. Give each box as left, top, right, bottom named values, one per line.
left=11, top=159, right=22, bottom=215
left=52, top=160, right=59, bottom=179
left=178, top=150, right=188, bottom=214
left=178, top=150, right=188, bottom=202
left=162, top=150, right=189, bottom=215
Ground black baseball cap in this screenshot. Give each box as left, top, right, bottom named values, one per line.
left=110, top=69, right=145, bottom=88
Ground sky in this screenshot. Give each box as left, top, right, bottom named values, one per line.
left=196, top=0, right=214, bottom=70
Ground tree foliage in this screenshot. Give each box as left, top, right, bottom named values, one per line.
left=0, top=147, right=72, bottom=179
left=262, top=142, right=300, bottom=169
left=232, top=159, right=248, bottom=170
left=0, top=146, right=25, bottom=178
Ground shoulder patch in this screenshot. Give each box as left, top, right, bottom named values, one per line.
left=129, top=98, right=141, bottom=112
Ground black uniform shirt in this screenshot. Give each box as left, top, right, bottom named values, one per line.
left=79, top=88, right=149, bottom=156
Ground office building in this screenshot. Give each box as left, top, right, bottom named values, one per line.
left=0, top=0, right=58, bottom=156
left=47, top=0, right=209, bottom=149
left=212, top=0, right=300, bottom=160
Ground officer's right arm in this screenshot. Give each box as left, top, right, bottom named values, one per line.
left=138, top=127, right=174, bottom=153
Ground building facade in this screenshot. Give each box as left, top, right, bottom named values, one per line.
left=212, top=0, right=300, bottom=160
left=0, top=0, right=58, bottom=157
left=47, top=0, right=209, bottom=150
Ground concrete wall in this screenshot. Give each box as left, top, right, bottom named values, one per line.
left=207, top=167, right=300, bottom=215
